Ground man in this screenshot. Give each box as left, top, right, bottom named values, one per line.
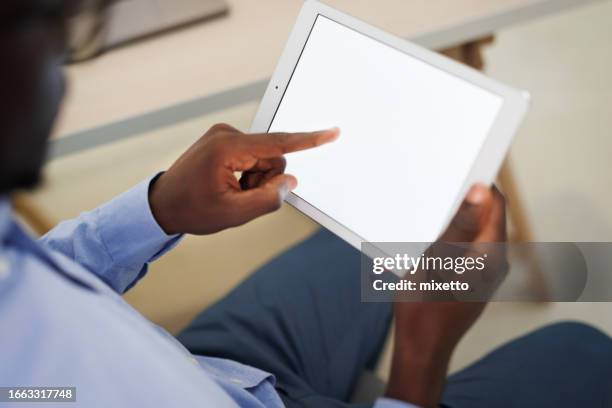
left=1, top=1, right=611, bottom=407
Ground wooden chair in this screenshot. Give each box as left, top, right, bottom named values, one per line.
left=441, top=37, right=548, bottom=299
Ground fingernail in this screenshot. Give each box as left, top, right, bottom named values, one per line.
left=321, top=127, right=340, bottom=140
left=466, top=185, right=487, bottom=205
left=280, top=178, right=297, bottom=199
left=279, top=188, right=289, bottom=200
left=287, top=177, right=297, bottom=190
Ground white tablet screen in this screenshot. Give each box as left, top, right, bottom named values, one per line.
left=269, top=15, right=503, bottom=242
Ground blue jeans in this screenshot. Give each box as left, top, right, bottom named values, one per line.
left=178, top=229, right=612, bottom=407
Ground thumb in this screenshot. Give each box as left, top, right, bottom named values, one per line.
left=440, top=185, right=494, bottom=242
left=474, top=186, right=506, bottom=243
left=227, top=174, right=297, bottom=225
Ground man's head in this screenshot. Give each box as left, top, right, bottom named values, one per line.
left=0, top=0, right=81, bottom=194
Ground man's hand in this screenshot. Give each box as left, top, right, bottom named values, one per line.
left=385, top=185, right=506, bottom=408
left=148, top=123, right=339, bottom=235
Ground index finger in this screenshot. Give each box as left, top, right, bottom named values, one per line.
left=241, top=128, right=340, bottom=158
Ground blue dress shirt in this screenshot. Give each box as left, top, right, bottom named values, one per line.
left=0, top=176, right=414, bottom=408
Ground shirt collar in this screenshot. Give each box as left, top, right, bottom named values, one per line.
left=0, top=197, right=12, bottom=244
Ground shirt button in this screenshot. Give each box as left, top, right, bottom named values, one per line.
left=229, top=378, right=243, bottom=385
left=0, top=257, right=9, bottom=280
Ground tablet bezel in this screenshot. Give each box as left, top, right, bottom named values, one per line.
left=250, top=0, right=529, bottom=251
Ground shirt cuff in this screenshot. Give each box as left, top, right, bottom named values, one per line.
left=95, top=174, right=183, bottom=289
left=373, top=397, right=422, bottom=408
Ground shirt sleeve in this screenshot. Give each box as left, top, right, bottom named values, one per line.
left=39, top=174, right=183, bottom=294
left=373, top=397, right=422, bottom=408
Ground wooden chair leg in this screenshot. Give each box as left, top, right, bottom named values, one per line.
left=440, top=38, right=549, bottom=300
left=497, top=159, right=534, bottom=242
left=497, top=158, right=549, bottom=299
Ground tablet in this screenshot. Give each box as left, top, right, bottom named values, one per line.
left=251, top=0, right=529, bottom=249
